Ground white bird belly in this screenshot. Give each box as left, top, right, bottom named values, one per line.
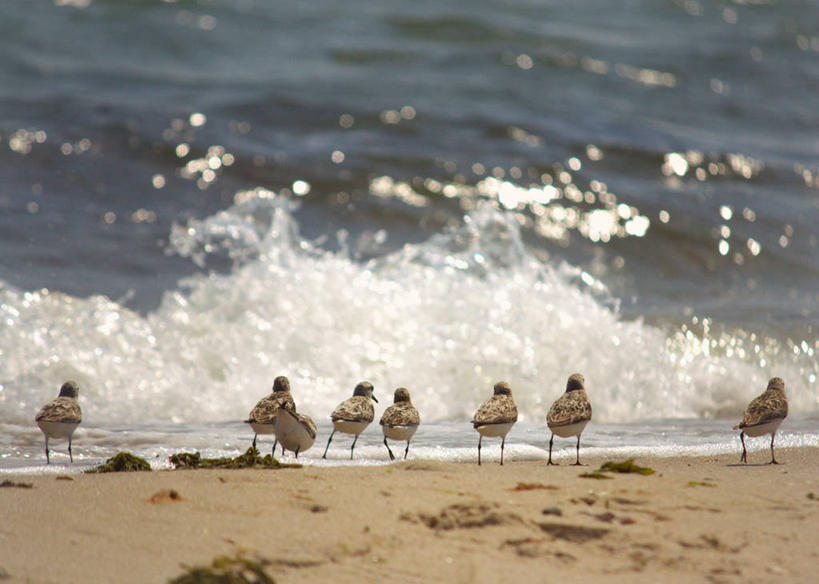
left=332, top=419, right=370, bottom=435
left=474, top=422, right=514, bottom=438
left=741, top=419, right=783, bottom=437
left=274, top=411, right=316, bottom=453
left=548, top=420, right=588, bottom=438
left=247, top=422, right=276, bottom=436
left=383, top=425, right=418, bottom=441
left=37, top=421, right=80, bottom=440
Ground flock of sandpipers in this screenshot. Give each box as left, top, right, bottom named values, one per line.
left=34, top=375, right=789, bottom=466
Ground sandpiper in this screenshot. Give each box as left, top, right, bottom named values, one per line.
left=274, top=404, right=317, bottom=459
left=322, top=381, right=378, bottom=460
left=734, top=377, right=788, bottom=464
left=245, top=376, right=296, bottom=456
left=471, top=381, right=518, bottom=465
left=380, top=387, right=421, bottom=461
left=546, top=373, right=592, bottom=466
left=35, top=381, right=82, bottom=464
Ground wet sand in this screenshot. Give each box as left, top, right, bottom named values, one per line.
left=1, top=448, right=818, bottom=583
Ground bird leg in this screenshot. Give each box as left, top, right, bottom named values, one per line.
left=404, top=441, right=410, bottom=460
left=572, top=435, right=583, bottom=466
left=322, top=430, right=335, bottom=459
left=45, top=436, right=50, bottom=465
left=252, top=434, right=257, bottom=449
left=68, top=435, right=73, bottom=463
left=350, top=434, right=359, bottom=460
left=477, top=435, right=482, bottom=466
left=384, top=437, right=395, bottom=461
left=547, top=434, right=557, bottom=466
left=740, top=432, right=747, bottom=464
left=768, top=432, right=780, bottom=465
left=272, top=438, right=278, bottom=457
left=500, top=436, right=506, bottom=466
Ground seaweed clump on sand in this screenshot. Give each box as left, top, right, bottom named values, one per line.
left=578, top=472, right=614, bottom=480
left=598, top=459, right=655, bottom=476
left=167, top=555, right=275, bottom=584
left=87, top=452, right=152, bottom=473
left=169, top=447, right=301, bottom=470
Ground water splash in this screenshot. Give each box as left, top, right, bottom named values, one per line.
left=1, top=186, right=816, bottom=427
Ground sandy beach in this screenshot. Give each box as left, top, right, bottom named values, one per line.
left=2, top=448, right=818, bottom=583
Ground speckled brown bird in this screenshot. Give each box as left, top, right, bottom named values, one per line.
left=546, top=373, right=592, bottom=466
left=35, top=381, right=82, bottom=464
left=733, top=377, right=788, bottom=464
left=471, top=381, right=518, bottom=466
left=245, top=375, right=297, bottom=456
left=380, top=387, right=421, bottom=461
left=274, top=403, right=317, bottom=459
left=322, top=381, right=378, bottom=460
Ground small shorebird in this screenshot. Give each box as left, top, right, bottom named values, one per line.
left=546, top=373, right=592, bottom=466
left=734, top=377, right=788, bottom=464
left=274, top=405, right=317, bottom=459
left=322, top=381, right=378, bottom=460
left=471, top=381, right=518, bottom=466
left=35, top=381, right=82, bottom=464
left=380, top=387, right=421, bottom=461
left=245, top=376, right=296, bottom=456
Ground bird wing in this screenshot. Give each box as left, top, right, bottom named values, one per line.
left=380, top=403, right=420, bottom=427
left=246, top=393, right=296, bottom=424
left=331, top=396, right=374, bottom=423
left=293, top=411, right=317, bottom=439
left=299, top=413, right=318, bottom=439
left=472, top=395, right=518, bottom=426
left=737, top=390, right=788, bottom=429
left=35, top=397, right=82, bottom=424
left=547, top=390, right=592, bottom=427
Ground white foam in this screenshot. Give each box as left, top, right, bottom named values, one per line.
left=0, top=186, right=816, bottom=429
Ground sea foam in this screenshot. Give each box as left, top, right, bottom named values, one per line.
left=1, top=186, right=816, bottom=426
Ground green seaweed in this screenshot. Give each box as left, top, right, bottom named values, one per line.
left=579, top=472, right=614, bottom=480
left=87, top=452, right=151, bottom=473
left=687, top=480, right=717, bottom=488
left=169, top=447, right=301, bottom=470
left=598, top=459, right=655, bottom=476
left=167, top=555, right=275, bottom=584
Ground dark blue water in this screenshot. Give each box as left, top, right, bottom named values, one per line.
left=3, top=0, right=818, bottom=322
left=1, top=1, right=817, bottom=464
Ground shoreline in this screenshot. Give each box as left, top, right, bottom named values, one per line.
left=2, top=448, right=818, bottom=583
left=4, top=416, right=818, bottom=474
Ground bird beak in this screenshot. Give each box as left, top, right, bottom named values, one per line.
left=372, top=394, right=379, bottom=403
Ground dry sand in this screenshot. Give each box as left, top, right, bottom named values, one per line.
left=2, top=448, right=818, bottom=583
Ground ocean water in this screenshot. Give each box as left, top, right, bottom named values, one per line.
left=1, top=0, right=818, bottom=471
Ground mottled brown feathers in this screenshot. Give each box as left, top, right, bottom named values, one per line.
left=547, top=389, right=592, bottom=427
left=35, top=396, right=82, bottom=424
left=246, top=387, right=296, bottom=424
left=734, top=377, right=788, bottom=430
left=380, top=389, right=420, bottom=428
left=547, top=374, right=592, bottom=428
left=331, top=395, right=375, bottom=423
left=472, top=384, right=518, bottom=427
